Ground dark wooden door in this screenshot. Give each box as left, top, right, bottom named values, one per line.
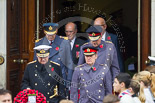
left=141, top=0, right=151, bottom=70
left=7, top=0, right=35, bottom=97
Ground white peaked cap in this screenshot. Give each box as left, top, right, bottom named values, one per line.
left=148, top=56, right=155, bottom=61
left=33, top=45, right=52, bottom=50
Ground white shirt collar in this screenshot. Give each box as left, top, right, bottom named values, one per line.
left=102, top=32, right=106, bottom=41
left=48, top=40, right=54, bottom=44
left=70, top=36, right=76, bottom=50
left=70, top=36, right=76, bottom=44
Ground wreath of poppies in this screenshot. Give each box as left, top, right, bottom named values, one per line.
left=14, top=89, right=46, bottom=103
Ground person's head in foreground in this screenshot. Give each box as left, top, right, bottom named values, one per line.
left=113, top=73, right=131, bottom=94
left=0, top=89, right=12, bottom=103
left=59, top=99, right=74, bottom=103
left=103, top=94, right=120, bottom=103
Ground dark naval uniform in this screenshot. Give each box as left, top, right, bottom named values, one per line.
left=21, top=60, right=66, bottom=103
left=34, top=35, right=74, bottom=83
left=78, top=40, right=120, bottom=81
left=70, top=62, right=112, bottom=103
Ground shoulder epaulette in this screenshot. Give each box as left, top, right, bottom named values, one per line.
left=59, top=36, right=68, bottom=40
left=76, top=64, right=85, bottom=67
left=83, top=42, right=89, bottom=46
left=28, top=60, right=37, bottom=64
left=50, top=61, right=60, bottom=66
left=35, top=38, right=42, bottom=43
left=105, top=41, right=112, bottom=43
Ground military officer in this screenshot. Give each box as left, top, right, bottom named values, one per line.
left=33, top=23, right=74, bottom=84
left=78, top=25, right=120, bottom=81
left=70, top=46, right=112, bottom=103
left=21, top=45, right=66, bottom=103
left=94, top=17, right=124, bottom=72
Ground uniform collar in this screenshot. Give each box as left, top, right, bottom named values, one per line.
left=70, top=36, right=76, bottom=43
left=84, top=63, right=92, bottom=72
left=84, top=62, right=99, bottom=72
left=52, top=35, right=60, bottom=46
left=102, top=32, right=106, bottom=41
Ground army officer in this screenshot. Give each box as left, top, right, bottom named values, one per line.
left=70, top=46, right=112, bottom=103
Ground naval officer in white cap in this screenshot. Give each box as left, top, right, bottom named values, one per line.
left=21, top=45, right=66, bottom=103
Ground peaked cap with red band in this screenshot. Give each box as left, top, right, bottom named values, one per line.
left=86, top=25, right=102, bottom=41
left=83, top=46, right=98, bottom=55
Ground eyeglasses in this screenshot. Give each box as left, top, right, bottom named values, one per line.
left=65, top=31, right=74, bottom=33
left=95, top=24, right=106, bottom=26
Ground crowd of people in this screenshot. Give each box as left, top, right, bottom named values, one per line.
left=0, top=16, right=155, bottom=103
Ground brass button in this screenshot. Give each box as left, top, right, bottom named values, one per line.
left=47, top=92, right=50, bottom=95
left=102, top=72, right=104, bottom=74
left=100, top=84, right=103, bottom=86
left=35, top=83, right=37, bottom=86
left=101, top=78, right=103, bottom=80
left=85, top=85, right=87, bottom=87
left=35, top=65, right=37, bottom=67
left=35, top=74, right=37, bottom=76
left=107, top=59, right=109, bottom=61
left=103, top=67, right=106, bottom=69
left=105, top=64, right=107, bottom=66
left=49, top=65, right=51, bottom=67
left=81, top=73, right=83, bottom=76
left=82, top=79, right=85, bottom=81
left=80, top=68, right=83, bottom=70
left=48, top=83, right=50, bottom=86
left=109, top=48, right=112, bottom=50
left=108, top=54, right=110, bottom=56
left=99, top=90, right=101, bottom=92
left=49, top=74, right=51, bottom=76
left=98, top=96, right=101, bottom=98
left=86, top=90, right=89, bottom=92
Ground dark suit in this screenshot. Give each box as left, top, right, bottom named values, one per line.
left=34, top=35, right=74, bottom=83
left=71, top=37, right=86, bottom=66
left=21, top=60, right=65, bottom=103
left=105, top=32, right=124, bottom=72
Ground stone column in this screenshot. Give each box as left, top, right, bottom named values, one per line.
left=0, top=0, right=7, bottom=89
left=151, top=0, right=155, bottom=56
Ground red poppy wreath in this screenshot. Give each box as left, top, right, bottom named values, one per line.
left=14, top=89, right=46, bottom=103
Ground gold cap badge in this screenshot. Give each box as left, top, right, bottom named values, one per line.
left=92, top=32, right=95, bottom=36
left=40, top=49, right=46, bottom=53
left=49, top=26, right=53, bottom=30
left=87, top=48, right=90, bottom=52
